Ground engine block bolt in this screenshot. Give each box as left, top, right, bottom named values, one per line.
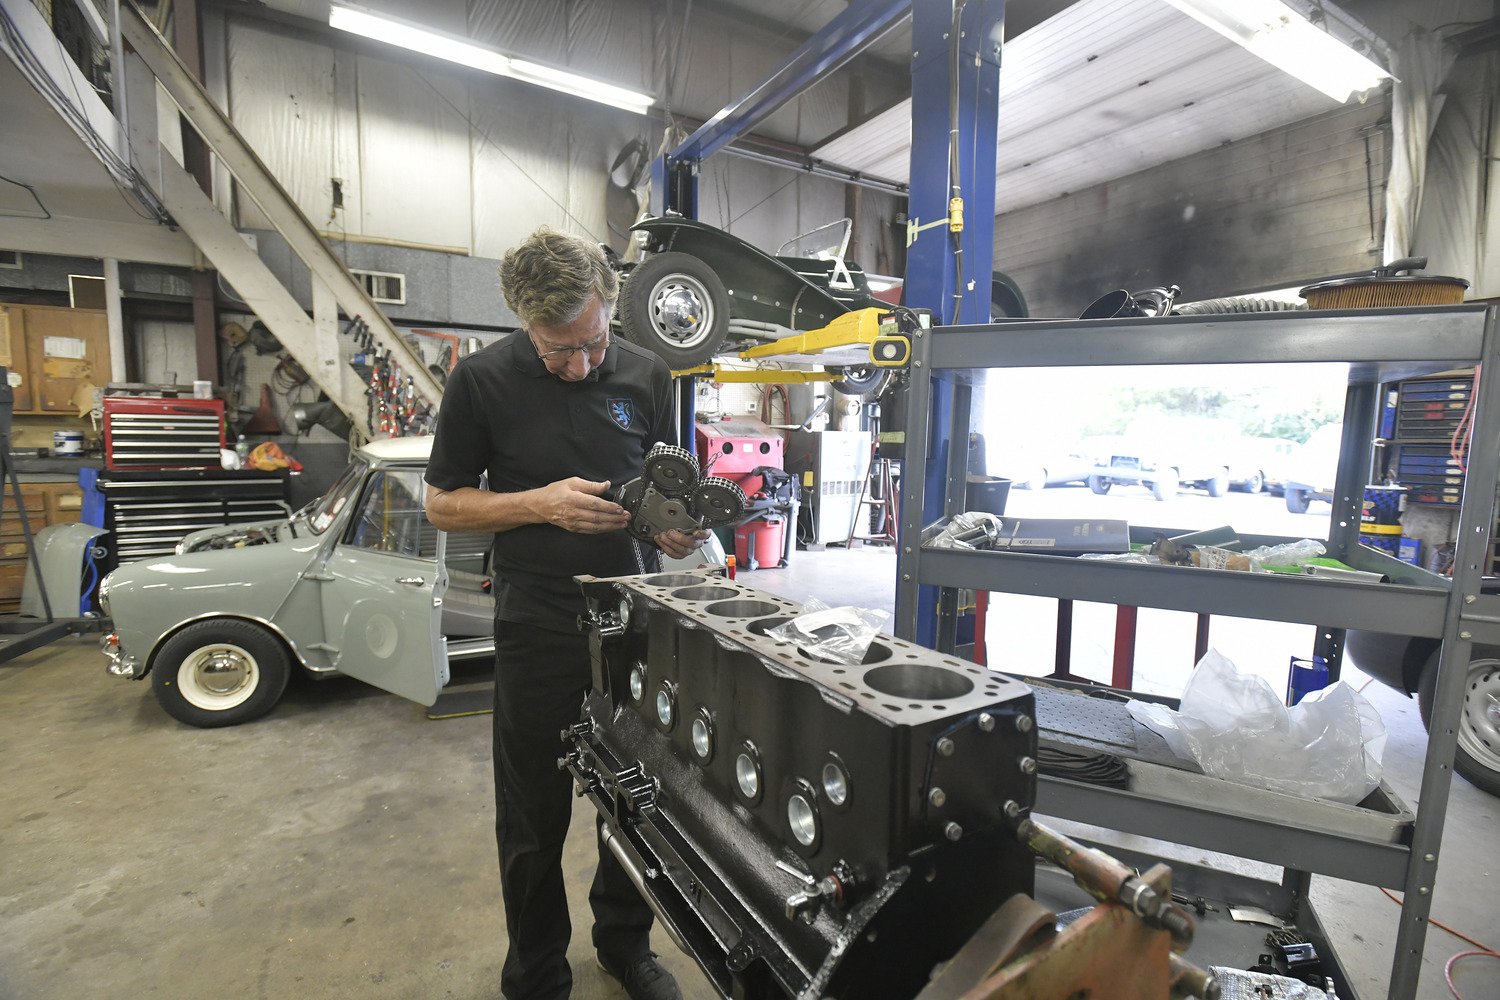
left=944, top=822, right=963, bottom=841
left=1015, top=715, right=1034, bottom=733
left=937, top=737, right=956, bottom=757
left=978, top=713, right=995, bottom=732
left=1003, top=799, right=1023, bottom=819
left=1019, top=756, right=1037, bottom=776
left=929, top=787, right=947, bottom=808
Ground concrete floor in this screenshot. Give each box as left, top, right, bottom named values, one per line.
left=1, top=544, right=1496, bottom=1000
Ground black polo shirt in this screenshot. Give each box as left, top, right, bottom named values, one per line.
left=425, top=331, right=674, bottom=632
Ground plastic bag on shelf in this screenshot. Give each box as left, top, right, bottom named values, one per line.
left=767, top=598, right=890, bottom=665
left=1127, top=649, right=1386, bottom=805
left=1241, top=538, right=1326, bottom=569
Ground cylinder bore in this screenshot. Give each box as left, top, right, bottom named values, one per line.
left=863, top=662, right=975, bottom=700
left=645, top=574, right=707, bottom=588
left=748, top=617, right=792, bottom=636
left=705, top=599, right=782, bottom=618
left=798, top=642, right=895, bottom=666
left=672, top=586, right=740, bottom=601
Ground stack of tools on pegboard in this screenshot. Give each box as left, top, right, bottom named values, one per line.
left=343, top=317, right=434, bottom=437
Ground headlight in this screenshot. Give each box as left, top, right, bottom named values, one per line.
left=97, top=573, right=113, bottom=616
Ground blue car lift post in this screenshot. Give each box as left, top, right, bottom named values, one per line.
left=651, top=0, right=913, bottom=453
left=896, top=0, right=1004, bottom=649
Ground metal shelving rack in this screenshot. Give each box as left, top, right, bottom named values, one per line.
left=893, top=303, right=1500, bottom=1000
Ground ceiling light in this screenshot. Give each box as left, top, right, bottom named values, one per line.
left=1161, top=0, right=1390, bottom=103
left=328, top=4, right=653, bottom=114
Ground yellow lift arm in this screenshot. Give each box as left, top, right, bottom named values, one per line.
left=672, top=307, right=911, bottom=382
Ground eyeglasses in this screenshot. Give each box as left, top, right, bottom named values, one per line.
left=531, top=330, right=610, bottom=361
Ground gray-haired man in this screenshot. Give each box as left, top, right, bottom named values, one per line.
left=425, top=227, right=699, bottom=1000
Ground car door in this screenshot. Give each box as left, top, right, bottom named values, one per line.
left=318, top=467, right=450, bottom=705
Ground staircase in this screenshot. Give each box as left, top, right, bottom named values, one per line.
left=0, top=0, right=444, bottom=431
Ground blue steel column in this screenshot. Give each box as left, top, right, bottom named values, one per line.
left=897, top=0, right=1004, bottom=647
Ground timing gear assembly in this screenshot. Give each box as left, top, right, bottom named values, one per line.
left=615, top=442, right=747, bottom=542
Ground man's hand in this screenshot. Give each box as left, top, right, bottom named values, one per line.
left=536, top=478, right=631, bottom=534
left=656, top=528, right=710, bottom=561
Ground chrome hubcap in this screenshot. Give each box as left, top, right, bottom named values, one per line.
left=178, top=642, right=259, bottom=710
left=648, top=274, right=715, bottom=348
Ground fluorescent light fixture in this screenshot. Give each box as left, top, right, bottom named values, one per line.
left=328, top=4, right=653, bottom=114
left=1161, top=0, right=1390, bottom=103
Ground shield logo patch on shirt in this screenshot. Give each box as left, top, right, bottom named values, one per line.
left=607, top=398, right=634, bottom=429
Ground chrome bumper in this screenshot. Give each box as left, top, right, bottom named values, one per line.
left=102, top=633, right=143, bottom=679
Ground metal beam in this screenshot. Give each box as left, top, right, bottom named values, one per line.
left=669, top=0, right=911, bottom=165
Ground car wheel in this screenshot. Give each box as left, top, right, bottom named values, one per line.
left=1088, top=475, right=1111, bottom=495
left=1151, top=471, right=1178, bottom=502
left=618, top=252, right=730, bottom=368
left=1417, top=650, right=1500, bottom=796
left=1025, top=469, right=1048, bottom=492
left=1206, top=471, right=1229, bottom=498
left=1285, top=488, right=1310, bottom=514
left=1241, top=470, right=1265, bottom=494
left=151, top=619, right=292, bottom=728
left=830, top=364, right=891, bottom=397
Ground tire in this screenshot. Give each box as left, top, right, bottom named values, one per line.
left=1417, top=650, right=1500, bottom=796
left=151, top=619, right=292, bottom=728
left=1024, top=469, right=1049, bottom=492
left=1088, top=475, right=1111, bottom=495
left=1241, top=470, right=1265, bottom=494
left=1206, top=471, right=1229, bottom=498
left=1285, top=487, right=1310, bottom=514
left=1151, top=471, right=1178, bottom=502
left=617, top=252, right=730, bottom=368
left=830, top=365, right=890, bottom=397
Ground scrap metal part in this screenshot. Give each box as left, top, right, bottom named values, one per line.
left=566, top=574, right=1217, bottom=999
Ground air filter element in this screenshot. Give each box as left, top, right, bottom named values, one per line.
left=1300, top=256, right=1469, bottom=309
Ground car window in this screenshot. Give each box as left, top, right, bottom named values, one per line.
left=307, top=460, right=369, bottom=534
left=347, top=469, right=429, bottom=557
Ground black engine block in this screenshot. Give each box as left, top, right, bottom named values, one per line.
left=566, top=572, right=1038, bottom=1000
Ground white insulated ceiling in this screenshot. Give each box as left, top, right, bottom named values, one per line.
left=811, top=0, right=1376, bottom=216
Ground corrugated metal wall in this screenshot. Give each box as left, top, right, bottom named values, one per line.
left=993, top=98, right=1391, bottom=317
left=220, top=2, right=906, bottom=276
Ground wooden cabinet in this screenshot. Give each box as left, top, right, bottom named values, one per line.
left=0, top=304, right=111, bottom=414
left=0, top=480, right=87, bottom=613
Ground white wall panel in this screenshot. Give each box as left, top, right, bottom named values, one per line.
left=355, top=55, right=473, bottom=250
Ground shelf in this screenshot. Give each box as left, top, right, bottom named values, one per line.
left=894, top=302, right=1500, bottom=1000
left=923, top=304, right=1492, bottom=381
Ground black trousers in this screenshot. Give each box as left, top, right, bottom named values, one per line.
left=492, top=619, right=654, bottom=1000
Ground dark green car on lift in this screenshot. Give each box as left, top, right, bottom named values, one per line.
left=613, top=216, right=1027, bottom=384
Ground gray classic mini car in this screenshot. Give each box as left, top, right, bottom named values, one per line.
left=101, top=437, right=497, bottom=727
left=101, top=436, right=726, bottom=728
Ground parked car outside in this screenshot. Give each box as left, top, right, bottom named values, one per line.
left=1345, top=626, right=1500, bottom=796
left=1227, top=435, right=1298, bottom=494
left=1283, top=423, right=1344, bottom=513
left=1086, top=415, right=1235, bottom=501
left=100, top=437, right=723, bottom=728
left=991, top=441, right=1096, bottom=491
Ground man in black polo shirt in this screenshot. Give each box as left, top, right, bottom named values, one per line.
left=425, top=228, right=700, bottom=1000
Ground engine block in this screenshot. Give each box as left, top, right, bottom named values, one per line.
left=566, top=572, right=1038, bottom=1000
